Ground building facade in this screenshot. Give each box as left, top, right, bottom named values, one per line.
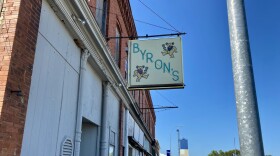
left=0, top=0, right=157, bottom=156
left=180, top=139, right=189, bottom=156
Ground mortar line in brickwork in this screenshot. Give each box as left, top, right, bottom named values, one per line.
left=1, top=18, right=13, bottom=54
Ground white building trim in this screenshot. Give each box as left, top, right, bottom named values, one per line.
left=47, top=0, right=154, bottom=144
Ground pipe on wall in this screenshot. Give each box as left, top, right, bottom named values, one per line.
left=74, top=49, right=90, bottom=156
left=124, top=109, right=129, bottom=156
left=100, top=82, right=110, bottom=156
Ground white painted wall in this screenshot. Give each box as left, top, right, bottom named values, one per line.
left=37, top=0, right=80, bottom=72
left=22, top=1, right=126, bottom=156
left=82, top=62, right=102, bottom=125
left=139, top=130, right=144, bottom=146
left=106, top=88, right=120, bottom=156
left=134, top=123, right=140, bottom=142
left=128, top=113, right=135, bottom=136
left=128, top=112, right=147, bottom=150
left=21, top=0, right=80, bottom=155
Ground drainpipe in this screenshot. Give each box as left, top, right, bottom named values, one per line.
left=74, top=49, right=90, bottom=156
left=100, top=82, right=110, bottom=156
left=124, top=109, right=129, bottom=156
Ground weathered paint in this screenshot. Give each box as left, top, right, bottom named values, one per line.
left=105, top=88, right=120, bottom=156
left=21, top=1, right=80, bottom=155
left=82, top=62, right=102, bottom=125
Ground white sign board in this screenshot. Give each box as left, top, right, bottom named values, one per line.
left=127, top=37, right=184, bottom=90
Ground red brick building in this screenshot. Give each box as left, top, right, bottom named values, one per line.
left=0, top=0, right=157, bottom=156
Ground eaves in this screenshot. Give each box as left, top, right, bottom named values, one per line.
left=46, top=0, right=154, bottom=140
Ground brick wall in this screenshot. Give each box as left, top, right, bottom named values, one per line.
left=0, top=0, right=42, bottom=155
left=88, top=0, right=156, bottom=154
left=106, top=0, right=130, bottom=78
left=105, top=0, right=156, bottom=153
left=0, top=0, right=155, bottom=155
left=87, top=0, right=96, bottom=19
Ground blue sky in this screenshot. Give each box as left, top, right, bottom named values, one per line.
left=130, top=0, right=280, bottom=155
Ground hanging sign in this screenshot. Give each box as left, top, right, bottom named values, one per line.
left=127, top=37, right=184, bottom=90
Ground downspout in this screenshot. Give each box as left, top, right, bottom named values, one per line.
left=100, top=82, right=110, bottom=156
left=74, top=49, right=90, bottom=156
left=124, top=109, right=129, bottom=156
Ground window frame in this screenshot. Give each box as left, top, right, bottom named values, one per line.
left=109, top=129, right=116, bottom=156
left=115, top=25, right=121, bottom=66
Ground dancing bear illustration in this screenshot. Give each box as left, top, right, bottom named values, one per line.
left=133, top=65, right=149, bottom=82
left=161, top=42, right=178, bottom=58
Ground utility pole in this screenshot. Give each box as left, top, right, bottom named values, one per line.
left=170, top=133, right=172, bottom=156
left=177, top=129, right=180, bottom=156
left=234, top=138, right=237, bottom=156
left=226, top=0, right=265, bottom=156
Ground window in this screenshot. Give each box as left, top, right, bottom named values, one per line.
left=147, top=110, right=149, bottom=126
left=109, top=130, right=115, bottom=156
left=95, top=0, right=108, bottom=35
left=101, top=0, right=108, bottom=35
left=115, top=27, right=121, bottom=66
left=109, top=145, right=114, bottom=156
left=125, top=59, right=128, bottom=79
left=139, top=91, right=141, bottom=103
left=128, top=146, right=133, bottom=156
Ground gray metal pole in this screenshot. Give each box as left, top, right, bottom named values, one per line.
left=170, top=133, right=172, bottom=156
left=177, top=129, right=180, bottom=156
left=226, top=0, right=265, bottom=156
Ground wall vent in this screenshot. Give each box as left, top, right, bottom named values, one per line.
left=61, top=137, right=73, bottom=156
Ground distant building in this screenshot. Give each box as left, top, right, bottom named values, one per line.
left=180, top=138, right=189, bottom=156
